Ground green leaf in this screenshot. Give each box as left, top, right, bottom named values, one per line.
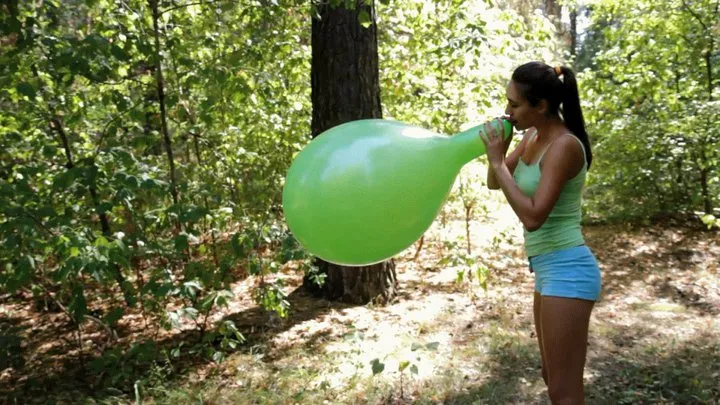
left=399, top=360, right=410, bottom=372
left=110, top=45, right=130, bottom=61
left=97, top=202, right=114, bottom=214
left=425, top=342, right=439, bottom=351
left=358, top=10, right=372, bottom=28
left=37, top=205, right=56, bottom=218
left=105, top=307, right=124, bottom=326
left=42, top=144, right=58, bottom=158
left=174, top=234, right=189, bottom=251
left=69, top=285, right=87, bottom=320
left=212, top=350, right=225, bottom=363
left=95, top=236, right=110, bottom=248
left=53, top=171, right=76, bottom=190
left=370, top=358, right=385, bottom=375
left=200, top=292, right=217, bottom=312
left=180, top=281, right=202, bottom=298
left=181, top=307, right=199, bottom=320
left=231, top=233, right=249, bottom=257
left=16, top=83, right=36, bottom=99
left=153, top=283, right=174, bottom=298
left=8, top=256, right=34, bottom=291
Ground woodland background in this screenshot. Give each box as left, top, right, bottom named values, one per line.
left=1, top=0, right=718, bottom=403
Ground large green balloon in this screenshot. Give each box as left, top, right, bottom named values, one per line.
left=283, top=118, right=512, bottom=266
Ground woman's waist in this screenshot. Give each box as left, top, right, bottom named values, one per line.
left=523, top=223, right=585, bottom=257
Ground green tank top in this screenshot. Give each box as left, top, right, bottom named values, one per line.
left=512, top=133, right=587, bottom=257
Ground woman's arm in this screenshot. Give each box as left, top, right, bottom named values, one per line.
left=489, top=135, right=584, bottom=231
left=487, top=128, right=535, bottom=190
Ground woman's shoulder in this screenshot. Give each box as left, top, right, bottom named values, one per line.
left=544, top=133, right=585, bottom=173
left=550, top=132, right=584, bottom=153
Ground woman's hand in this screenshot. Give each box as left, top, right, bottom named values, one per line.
left=479, top=117, right=509, bottom=168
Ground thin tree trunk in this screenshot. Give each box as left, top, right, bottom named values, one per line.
left=704, top=39, right=713, bottom=102
left=412, top=235, right=425, bottom=261
left=50, top=118, right=134, bottom=306
left=700, top=167, right=712, bottom=214
left=465, top=205, right=472, bottom=255
left=570, top=9, right=577, bottom=56
left=544, top=0, right=563, bottom=25
left=149, top=0, right=179, bottom=207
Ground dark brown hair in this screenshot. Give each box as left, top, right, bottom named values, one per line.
left=512, top=61, right=592, bottom=168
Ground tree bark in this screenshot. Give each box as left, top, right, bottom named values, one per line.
left=303, top=0, right=397, bottom=305
left=544, top=0, right=562, bottom=21
left=570, top=8, right=577, bottom=56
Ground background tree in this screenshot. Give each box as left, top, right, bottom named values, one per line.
left=577, top=0, right=719, bottom=221
left=303, top=0, right=398, bottom=304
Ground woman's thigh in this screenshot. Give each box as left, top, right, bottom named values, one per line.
left=540, top=296, right=594, bottom=398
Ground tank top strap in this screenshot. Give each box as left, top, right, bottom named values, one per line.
left=565, top=133, right=587, bottom=167
left=539, top=133, right=587, bottom=167
left=526, top=128, right=539, bottom=142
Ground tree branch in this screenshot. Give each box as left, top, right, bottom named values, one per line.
left=680, top=0, right=709, bottom=31
left=159, top=0, right=237, bottom=15
left=22, top=208, right=57, bottom=237
left=93, top=97, right=146, bottom=158
left=150, top=0, right=180, bottom=207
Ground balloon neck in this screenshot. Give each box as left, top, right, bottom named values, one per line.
left=451, top=118, right=512, bottom=163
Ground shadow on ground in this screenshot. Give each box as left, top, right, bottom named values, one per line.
left=443, top=332, right=544, bottom=404
left=0, top=284, right=355, bottom=404
left=585, top=333, right=720, bottom=404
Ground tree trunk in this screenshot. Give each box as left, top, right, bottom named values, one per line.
left=149, top=0, right=179, bottom=208
left=569, top=8, right=577, bottom=56
left=302, top=0, right=397, bottom=305
left=544, top=0, right=562, bottom=21
left=700, top=166, right=712, bottom=214
left=49, top=118, right=134, bottom=306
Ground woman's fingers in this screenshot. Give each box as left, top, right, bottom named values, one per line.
left=483, top=122, right=495, bottom=139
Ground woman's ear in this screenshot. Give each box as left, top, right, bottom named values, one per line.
left=537, top=99, right=549, bottom=116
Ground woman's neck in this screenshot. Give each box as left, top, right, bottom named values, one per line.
left=533, top=116, right=565, bottom=142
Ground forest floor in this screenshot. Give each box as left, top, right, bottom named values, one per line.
left=2, top=213, right=719, bottom=404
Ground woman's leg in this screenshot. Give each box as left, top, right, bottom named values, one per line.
left=540, top=296, right=594, bottom=405
left=533, top=291, right=548, bottom=385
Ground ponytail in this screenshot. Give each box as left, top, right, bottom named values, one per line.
left=511, top=62, right=593, bottom=169
left=558, top=66, right=593, bottom=169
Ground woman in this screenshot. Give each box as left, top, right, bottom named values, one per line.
left=479, top=61, right=601, bottom=404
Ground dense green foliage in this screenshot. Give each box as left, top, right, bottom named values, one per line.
left=1, top=0, right=312, bottom=379
left=379, top=0, right=563, bottom=133
left=578, top=0, right=719, bottom=220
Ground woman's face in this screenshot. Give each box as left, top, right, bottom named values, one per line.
left=504, top=80, right=542, bottom=131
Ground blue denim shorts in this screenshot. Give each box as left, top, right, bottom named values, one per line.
left=529, top=245, right=602, bottom=302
